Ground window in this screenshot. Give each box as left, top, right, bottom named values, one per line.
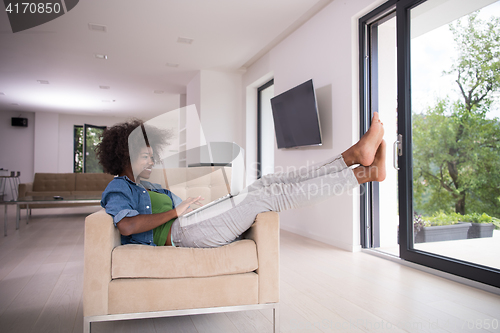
left=74, top=124, right=106, bottom=173
left=257, top=79, right=275, bottom=178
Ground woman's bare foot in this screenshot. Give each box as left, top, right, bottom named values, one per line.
left=353, top=140, right=386, bottom=184
left=369, top=139, right=386, bottom=182
left=342, top=112, right=384, bottom=166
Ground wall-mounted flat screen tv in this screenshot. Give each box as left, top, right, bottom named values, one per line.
left=270, top=79, right=322, bottom=149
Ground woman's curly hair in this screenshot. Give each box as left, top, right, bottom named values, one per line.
left=96, top=119, right=173, bottom=175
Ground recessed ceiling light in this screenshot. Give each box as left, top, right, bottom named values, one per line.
left=166, top=63, right=179, bottom=68
left=177, top=37, right=194, bottom=44
left=153, top=90, right=165, bottom=94
left=88, top=23, right=107, bottom=32
left=99, top=85, right=110, bottom=89
left=37, top=80, right=49, bottom=84
left=95, top=54, right=108, bottom=60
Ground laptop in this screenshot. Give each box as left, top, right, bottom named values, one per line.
left=180, top=143, right=245, bottom=220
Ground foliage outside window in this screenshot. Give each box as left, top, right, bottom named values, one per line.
left=74, top=124, right=106, bottom=173
left=413, top=12, right=500, bottom=219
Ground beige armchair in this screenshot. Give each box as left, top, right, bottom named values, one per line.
left=83, top=167, right=280, bottom=332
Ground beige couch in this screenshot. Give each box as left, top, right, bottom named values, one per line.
left=83, top=167, right=280, bottom=332
left=18, top=173, right=114, bottom=208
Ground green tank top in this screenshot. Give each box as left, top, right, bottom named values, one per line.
left=148, top=191, right=176, bottom=246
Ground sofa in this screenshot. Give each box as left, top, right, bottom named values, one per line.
left=83, top=167, right=280, bottom=332
left=18, top=172, right=114, bottom=208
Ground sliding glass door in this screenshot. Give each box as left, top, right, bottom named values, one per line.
left=403, top=0, right=500, bottom=287
left=361, top=0, right=500, bottom=288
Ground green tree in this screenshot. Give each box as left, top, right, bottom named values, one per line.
left=74, top=125, right=105, bottom=173
left=413, top=12, right=500, bottom=217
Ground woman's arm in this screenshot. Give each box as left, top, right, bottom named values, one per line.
left=117, top=210, right=177, bottom=236
left=116, top=196, right=203, bottom=236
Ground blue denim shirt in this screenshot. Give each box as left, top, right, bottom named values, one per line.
left=100, top=176, right=183, bottom=246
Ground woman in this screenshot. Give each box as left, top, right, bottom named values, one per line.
left=97, top=114, right=386, bottom=248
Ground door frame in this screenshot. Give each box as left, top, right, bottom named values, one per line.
left=359, top=0, right=397, bottom=249
left=359, top=0, right=500, bottom=289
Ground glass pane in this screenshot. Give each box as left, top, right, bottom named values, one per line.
left=84, top=125, right=105, bottom=173
left=259, top=83, right=275, bottom=177
left=370, top=15, right=400, bottom=256
left=411, top=0, right=500, bottom=270
left=74, top=126, right=83, bottom=173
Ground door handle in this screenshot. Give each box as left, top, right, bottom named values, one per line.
left=393, top=134, right=402, bottom=170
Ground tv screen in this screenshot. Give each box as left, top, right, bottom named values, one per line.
left=270, top=79, right=322, bottom=149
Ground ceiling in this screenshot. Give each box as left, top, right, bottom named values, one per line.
left=0, top=0, right=332, bottom=119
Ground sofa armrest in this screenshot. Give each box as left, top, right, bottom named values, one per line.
left=18, top=182, right=32, bottom=199
left=242, top=211, right=280, bottom=304
left=83, top=209, right=121, bottom=317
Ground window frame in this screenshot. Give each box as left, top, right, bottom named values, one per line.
left=257, top=78, right=275, bottom=179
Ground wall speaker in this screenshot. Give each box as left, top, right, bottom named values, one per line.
left=11, top=117, right=28, bottom=127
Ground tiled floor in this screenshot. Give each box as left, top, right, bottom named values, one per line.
left=1, top=207, right=499, bottom=333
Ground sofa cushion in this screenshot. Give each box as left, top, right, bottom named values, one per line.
left=75, top=173, right=114, bottom=192
left=33, top=173, right=76, bottom=192
left=111, top=239, right=258, bottom=279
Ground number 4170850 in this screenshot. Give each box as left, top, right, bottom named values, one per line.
left=5, top=3, right=61, bottom=14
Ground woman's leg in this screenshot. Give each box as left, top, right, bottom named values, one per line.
left=246, top=112, right=384, bottom=192
left=171, top=140, right=386, bottom=248
left=246, top=154, right=348, bottom=193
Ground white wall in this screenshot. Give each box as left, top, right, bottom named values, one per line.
left=185, top=70, right=245, bottom=171
left=57, top=114, right=129, bottom=173
left=187, top=70, right=244, bottom=145
left=243, top=0, right=385, bottom=251
left=186, top=72, right=201, bottom=117
left=1, top=110, right=128, bottom=187
left=34, top=112, right=59, bottom=173
left=34, top=112, right=129, bottom=174
left=0, top=110, right=35, bottom=200
left=199, top=70, right=243, bottom=146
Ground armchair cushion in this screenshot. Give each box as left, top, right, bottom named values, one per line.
left=111, top=239, right=258, bottom=279
left=108, top=273, right=258, bottom=314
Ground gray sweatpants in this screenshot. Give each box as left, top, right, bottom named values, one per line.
left=170, top=154, right=359, bottom=248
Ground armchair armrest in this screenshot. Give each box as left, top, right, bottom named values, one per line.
left=18, top=182, right=32, bottom=199
left=242, top=211, right=280, bottom=304
left=83, top=209, right=121, bottom=317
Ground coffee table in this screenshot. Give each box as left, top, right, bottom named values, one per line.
left=2, top=195, right=101, bottom=236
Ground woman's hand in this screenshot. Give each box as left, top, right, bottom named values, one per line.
left=176, top=196, right=205, bottom=216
